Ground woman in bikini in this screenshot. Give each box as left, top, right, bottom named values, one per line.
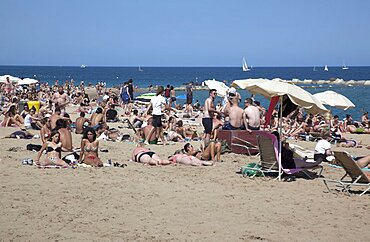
left=1, top=104, right=25, bottom=129
left=131, top=143, right=171, bottom=165
left=40, top=115, right=52, bottom=143
left=35, top=130, right=69, bottom=167
left=79, top=128, right=103, bottom=167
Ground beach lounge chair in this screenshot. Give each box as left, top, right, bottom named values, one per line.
left=323, top=151, right=370, bottom=196
left=246, top=135, right=323, bottom=179
left=231, top=137, right=259, bottom=156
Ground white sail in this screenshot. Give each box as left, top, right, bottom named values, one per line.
left=138, top=66, right=143, bottom=72
left=324, top=65, right=329, bottom=71
left=242, top=57, right=250, bottom=72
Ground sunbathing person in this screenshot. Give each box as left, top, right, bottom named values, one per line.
left=185, top=142, right=222, bottom=162
left=75, top=112, right=90, bottom=134
left=357, top=155, right=370, bottom=169
left=40, top=115, right=52, bottom=143
left=35, top=130, right=69, bottom=168
left=78, top=128, right=103, bottom=167
left=169, top=143, right=213, bottom=166
left=131, top=143, right=171, bottom=165
left=54, top=119, right=73, bottom=151
left=1, top=104, right=25, bottom=129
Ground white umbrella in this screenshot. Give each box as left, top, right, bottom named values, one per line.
left=204, top=79, right=230, bottom=97
left=313, top=90, right=355, bottom=110
left=233, top=79, right=327, bottom=114
left=232, top=79, right=327, bottom=180
left=17, top=78, right=39, bottom=85
left=0, top=75, right=22, bottom=83
left=232, top=78, right=269, bottom=89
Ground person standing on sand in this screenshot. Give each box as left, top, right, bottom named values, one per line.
left=144, top=86, right=168, bottom=145
left=127, top=79, right=134, bottom=113
left=243, top=98, right=261, bottom=132
left=51, top=85, right=70, bottom=114
left=186, top=82, right=193, bottom=105
left=203, top=89, right=222, bottom=146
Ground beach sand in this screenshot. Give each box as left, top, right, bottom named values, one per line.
left=0, top=107, right=369, bottom=241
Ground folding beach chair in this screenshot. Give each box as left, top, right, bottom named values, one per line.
left=323, top=151, right=370, bottom=196
left=231, top=137, right=259, bottom=156
left=246, top=135, right=323, bottom=179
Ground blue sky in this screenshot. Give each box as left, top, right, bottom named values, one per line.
left=1, top=0, right=369, bottom=67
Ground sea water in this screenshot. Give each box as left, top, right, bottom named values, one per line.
left=1, top=66, right=369, bottom=120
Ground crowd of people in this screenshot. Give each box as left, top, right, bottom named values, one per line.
left=0, top=76, right=369, bottom=172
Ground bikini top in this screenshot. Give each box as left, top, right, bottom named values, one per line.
left=84, top=145, right=98, bottom=152
left=46, top=146, right=62, bottom=154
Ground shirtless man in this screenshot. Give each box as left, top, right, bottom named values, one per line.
left=52, top=85, right=70, bottom=114
left=203, top=89, right=222, bottom=146
left=243, top=98, right=261, bottom=132
left=138, top=117, right=158, bottom=144
left=75, top=112, right=91, bottom=134
left=50, top=107, right=70, bottom=130
left=223, top=96, right=245, bottom=130
left=90, top=107, right=105, bottom=130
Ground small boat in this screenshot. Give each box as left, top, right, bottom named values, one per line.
left=138, top=66, right=144, bottom=72
left=242, top=57, right=250, bottom=72
left=313, top=66, right=317, bottom=71
left=342, top=63, right=349, bottom=70
left=324, top=65, right=329, bottom=71
left=81, top=65, right=86, bottom=68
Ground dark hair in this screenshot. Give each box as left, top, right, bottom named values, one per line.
left=184, top=143, right=191, bottom=152
left=133, top=109, right=138, bottom=115
left=80, top=112, right=85, bottom=117
left=83, top=128, right=97, bottom=141
left=49, top=130, right=60, bottom=142
left=55, top=119, right=67, bottom=129
left=334, top=115, right=339, bottom=119
left=156, top=86, right=164, bottom=96
left=176, top=120, right=183, bottom=127
left=209, top=89, right=217, bottom=94
left=245, top=98, right=253, bottom=105
left=128, top=79, right=133, bottom=83
left=96, top=107, right=103, bottom=114
left=55, top=106, right=61, bottom=113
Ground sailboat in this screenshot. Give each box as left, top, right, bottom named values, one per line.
left=242, top=57, right=250, bottom=72
left=138, top=66, right=143, bottom=72
left=81, top=65, right=86, bottom=68
left=313, top=66, right=317, bottom=71
left=324, top=65, right=329, bottom=71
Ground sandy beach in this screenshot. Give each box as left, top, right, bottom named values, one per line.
left=0, top=106, right=369, bottom=242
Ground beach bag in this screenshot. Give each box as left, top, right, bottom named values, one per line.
left=26, top=144, right=42, bottom=152
left=240, top=163, right=263, bottom=177
left=62, top=152, right=80, bottom=164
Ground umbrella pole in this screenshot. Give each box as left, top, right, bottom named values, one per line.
left=278, top=96, right=283, bottom=181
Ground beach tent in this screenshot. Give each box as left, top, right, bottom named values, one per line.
left=135, top=93, right=156, bottom=102
left=17, top=78, right=39, bottom=85
left=313, top=90, right=355, bottom=110
left=204, top=79, right=230, bottom=97
left=232, top=79, right=327, bottom=180
left=0, top=75, right=21, bottom=83
left=176, top=94, right=187, bottom=100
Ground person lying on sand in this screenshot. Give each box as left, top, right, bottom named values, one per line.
left=78, top=128, right=103, bottom=167
left=185, top=142, right=222, bottom=162
left=169, top=143, right=213, bottom=166
left=357, top=155, right=370, bottom=169
left=35, top=130, right=69, bottom=168
left=131, top=143, right=171, bottom=165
